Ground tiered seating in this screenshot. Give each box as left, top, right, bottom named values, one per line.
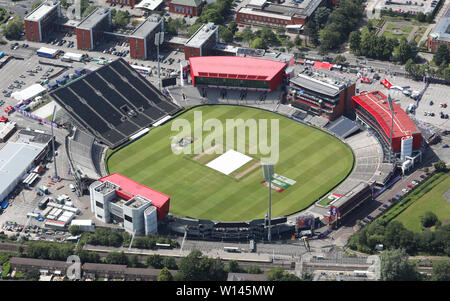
left=326, top=116, right=360, bottom=138
left=49, top=58, right=183, bottom=148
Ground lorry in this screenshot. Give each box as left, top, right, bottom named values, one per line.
left=36, top=47, right=58, bottom=58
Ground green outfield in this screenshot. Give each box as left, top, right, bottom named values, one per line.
left=107, top=105, right=354, bottom=221
left=395, top=172, right=450, bottom=232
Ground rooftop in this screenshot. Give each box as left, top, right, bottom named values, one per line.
left=130, top=15, right=162, bottom=39
left=185, top=23, right=218, bottom=48
left=25, top=0, right=59, bottom=22
left=98, top=173, right=170, bottom=209
left=331, top=182, right=369, bottom=209
left=189, top=56, right=287, bottom=81
left=290, top=68, right=353, bottom=97
left=10, top=257, right=70, bottom=269
left=16, top=129, right=53, bottom=146
left=0, top=142, right=45, bottom=198
left=135, top=0, right=164, bottom=10
left=170, top=0, right=202, bottom=7
left=352, top=91, right=420, bottom=140
left=77, top=7, right=110, bottom=30
left=240, top=0, right=322, bottom=19
left=124, top=195, right=151, bottom=209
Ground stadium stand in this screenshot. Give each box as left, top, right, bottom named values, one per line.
left=69, top=128, right=101, bottom=179
left=50, top=58, right=182, bottom=148
left=325, top=116, right=360, bottom=139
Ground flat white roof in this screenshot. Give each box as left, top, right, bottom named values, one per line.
left=0, top=142, right=45, bottom=200
left=70, top=219, right=93, bottom=226
left=238, top=7, right=292, bottom=21
left=185, top=23, right=218, bottom=48
left=11, top=84, right=46, bottom=101
left=135, top=0, right=164, bottom=10
left=25, top=1, right=59, bottom=22
left=37, top=47, right=59, bottom=55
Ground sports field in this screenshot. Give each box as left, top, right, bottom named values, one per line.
left=395, top=172, right=450, bottom=232
left=107, top=105, right=354, bottom=221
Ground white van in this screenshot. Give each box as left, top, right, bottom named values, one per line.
left=69, top=184, right=75, bottom=192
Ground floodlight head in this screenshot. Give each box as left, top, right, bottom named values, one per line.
left=261, top=161, right=274, bottom=181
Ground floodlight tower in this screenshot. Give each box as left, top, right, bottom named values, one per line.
left=262, top=162, right=274, bottom=242
left=51, top=105, right=59, bottom=181
left=155, top=32, right=164, bottom=91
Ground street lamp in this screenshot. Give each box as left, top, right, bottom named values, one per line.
left=262, top=162, right=274, bottom=242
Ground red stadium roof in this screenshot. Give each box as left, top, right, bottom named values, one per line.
left=313, top=61, right=334, bottom=71
left=352, top=91, right=419, bottom=140
left=98, top=173, right=170, bottom=209
left=189, top=56, right=286, bottom=81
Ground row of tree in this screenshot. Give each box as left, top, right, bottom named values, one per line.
left=349, top=26, right=418, bottom=63
left=306, top=0, right=365, bottom=52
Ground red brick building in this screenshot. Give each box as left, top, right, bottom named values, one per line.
left=236, top=0, right=324, bottom=27
left=24, top=1, right=61, bottom=42
left=76, top=8, right=111, bottom=50
left=129, top=14, right=164, bottom=59
left=169, top=0, right=203, bottom=16
left=184, top=22, right=218, bottom=60
left=287, top=68, right=356, bottom=121
left=427, top=6, right=450, bottom=52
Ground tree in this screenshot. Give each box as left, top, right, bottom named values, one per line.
left=393, top=38, right=418, bottom=64
left=82, top=6, right=97, bottom=18
left=157, top=267, right=173, bottom=281
left=105, top=251, right=128, bottom=265
left=349, top=31, right=361, bottom=54
left=333, top=54, right=347, bottom=65
left=420, top=211, right=439, bottom=228
left=314, top=7, right=331, bottom=28
left=250, top=37, right=267, bottom=50
left=247, top=264, right=262, bottom=274
left=31, top=1, right=42, bottom=11
left=197, top=8, right=224, bottom=25
left=434, top=160, right=447, bottom=172
left=228, top=21, right=238, bottom=35
left=114, top=10, right=129, bottom=29
left=69, top=225, right=82, bottom=236
left=178, top=250, right=227, bottom=281
left=431, top=260, right=450, bottom=281
left=266, top=267, right=301, bottom=281
left=147, top=254, right=163, bottom=269
left=294, top=35, right=302, bottom=47
left=219, top=25, right=233, bottom=43
left=129, top=254, right=142, bottom=268
left=226, top=260, right=241, bottom=273
left=1, top=16, right=24, bottom=40
left=186, top=23, right=203, bottom=38
left=380, top=249, right=419, bottom=281
left=416, top=12, right=426, bottom=22
left=424, top=167, right=429, bottom=174
left=24, top=268, right=40, bottom=281
left=319, top=25, right=342, bottom=52
left=162, top=256, right=178, bottom=270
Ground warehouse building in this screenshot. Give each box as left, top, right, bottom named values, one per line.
left=287, top=67, right=356, bottom=121
left=129, top=14, right=164, bottom=60
left=184, top=22, right=219, bottom=60
left=236, top=0, right=324, bottom=27
left=89, top=173, right=170, bottom=236
left=0, top=130, right=53, bottom=202
left=169, top=0, right=204, bottom=17
left=76, top=8, right=111, bottom=50
left=24, top=0, right=61, bottom=42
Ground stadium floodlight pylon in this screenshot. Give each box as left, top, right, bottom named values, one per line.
left=262, top=162, right=274, bottom=242
left=51, top=105, right=59, bottom=181
left=387, top=93, right=394, bottom=163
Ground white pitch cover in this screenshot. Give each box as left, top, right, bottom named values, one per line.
left=206, top=149, right=252, bottom=175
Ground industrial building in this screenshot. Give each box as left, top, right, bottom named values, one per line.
left=24, top=0, right=61, bottom=42
left=236, top=0, right=324, bottom=27
left=129, top=14, right=164, bottom=60
left=287, top=67, right=356, bottom=121
left=351, top=91, right=422, bottom=154
left=76, top=8, right=111, bottom=50
left=89, top=173, right=170, bottom=236
left=189, top=56, right=287, bottom=91
left=0, top=130, right=53, bottom=202
left=427, top=5, right=450, bottom=52
left=169, top=0, right=204, bottom=16
left=184, top=23, right=219, bottom=60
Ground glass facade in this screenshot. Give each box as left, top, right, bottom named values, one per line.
left=195, top=76, right=270, bottom=89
